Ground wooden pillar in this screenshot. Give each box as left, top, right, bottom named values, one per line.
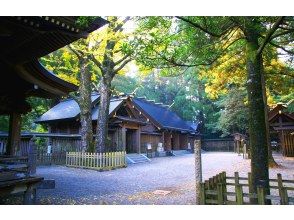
left=7, top=112, right=22, bottom=156
left=121, top=126, right=126, bottom=152
left=194, top=139, right=202, bottom=205
left=136, top=127, right=141, bottom=154
left=115, top=128, right=119, bottom=151
left=174, top=132, right=180, bottom=150
left=164, top=131, right=172, bottom=152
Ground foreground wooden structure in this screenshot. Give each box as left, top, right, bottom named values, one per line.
left=66, top=151, right=126, bottom=171
left=200, top=172, right=294, bottom=205
left=0, top=16, right=107, bottom=204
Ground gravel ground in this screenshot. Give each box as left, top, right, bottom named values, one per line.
left=35, top=152, right=294, bottom=205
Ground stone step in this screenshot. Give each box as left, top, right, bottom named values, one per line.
left=126, top=154, right=151, bottom=164
left=171, top=150, right=192, bottom=156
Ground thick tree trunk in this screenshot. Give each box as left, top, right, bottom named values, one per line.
left=261, top=71, right=278, bottom=167
left=78, top=59, right=93, bottom=152
left=245, top=32, right=270, bottom=196
left=95, top=76, right=112, bottom=153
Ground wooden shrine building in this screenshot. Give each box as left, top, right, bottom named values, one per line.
left=0, top=16, right=107, bottom=203
left=269, top=103, right=294, bottom=157
left=36, top=93, right=200, bottom=155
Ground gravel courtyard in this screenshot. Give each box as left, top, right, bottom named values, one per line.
left=36, top=152, right=294, bottom=205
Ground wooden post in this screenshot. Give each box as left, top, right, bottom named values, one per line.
left=136, top=127, right=141, bottom=154
left=248, top=172, right=256, bottom=204
left=28, top=136, right=37, bottom=175
left=7, top=112, right=22, bottom=156
left=121, top=127, right=126, bottom=152
left=277, top=173, right=283, bottom=204
left=217, top=183, right=224, bottom=204
left=200, top=183, right=206, bottom=205
left=194, top=139, right=202, bottom=205
left=257, top=186, right=265, bottom=205
left=23, top=186, right=36, bottom=205
left=235, top=184, right=243, bottom=205
left=221, top=172, right=227, bottom=202
left=234, top=172, right=239, bottom=185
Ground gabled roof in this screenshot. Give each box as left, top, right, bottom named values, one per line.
left=132, top=97, right=196, bottom=133
left=36, top=93, right=100, bottom=123
left=269, top=103, right=294, bottom=123
left=36, top=94, right=198, bottom=134
left=91, top=98, right=125, bottom=120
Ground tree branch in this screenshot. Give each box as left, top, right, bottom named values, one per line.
left=113, top=58, right=132, bottom=74
left=175, top=16, right=234, bottom=38
left=114, top=53, right=131, bottom=66
left=89, top=54, right=103, bottom=71
left=67, top=45, right=83, bottom=59
left=113, top=16, right=131, bottom=33
left=256, top=16, right=285, bottom=57
left=268, top=41, right=294, bottom=55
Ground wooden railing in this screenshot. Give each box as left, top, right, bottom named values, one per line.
left=37, top=152, right=66, bottom=165
left=200, top=172, right=294, bottom=205
left=66, top=151, right=127, bottom=171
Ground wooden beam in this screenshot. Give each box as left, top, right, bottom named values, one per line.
left=6, top=112, right=22, bottom=156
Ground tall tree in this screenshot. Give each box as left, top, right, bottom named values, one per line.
left=88, top=16, right=134, bottom=153
left=132, top=16, right=294, bottom=194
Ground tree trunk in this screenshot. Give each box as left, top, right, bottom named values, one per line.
left=95, top=76, right=112, bottom=153
left=78, top=58, right=93, bottom=152
left=245, top=31, right=270, bottom=196
left=260, top=70, right=278, bottom=167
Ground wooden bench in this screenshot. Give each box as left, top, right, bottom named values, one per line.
left=0, top=156, right=47, bottom=204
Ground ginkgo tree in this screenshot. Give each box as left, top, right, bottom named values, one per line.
left=42, top=16, right=136, bottom=153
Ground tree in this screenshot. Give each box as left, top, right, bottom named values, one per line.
left=42, top=17, right=135, bottom=153
left=132, top=16, right=294, bottom=195
left=41, top=41, right=96, bottom=152
left=88, top=16, right=134, bottom=153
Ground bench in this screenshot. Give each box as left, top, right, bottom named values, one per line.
left=0, top=156, right=53, bottom=204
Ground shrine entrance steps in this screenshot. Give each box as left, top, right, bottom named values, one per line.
left=126, top=153, right=151, bottom=164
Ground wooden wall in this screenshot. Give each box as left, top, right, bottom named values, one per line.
left=202, top=138, right=235, bottom=152
left=281, top=131, right=294, bottom=157
left=140, top=133, right=162, bottom=153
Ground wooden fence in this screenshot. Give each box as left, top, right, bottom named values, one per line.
left=37, top=152, right=66, bottom=165
left=202, top=139, right=235, bottom=152
left=200, top=172, right=294, bottom=205
left=66, top=151, right=127, bottom=171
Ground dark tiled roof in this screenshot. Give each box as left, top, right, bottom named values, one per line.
left=36, top=94, right=100, bottom=122
left=37, top=94, right=198, bottom=133
left=132, top=98, right=195, bottom=133
left=91, top=99, right=125, bottom=120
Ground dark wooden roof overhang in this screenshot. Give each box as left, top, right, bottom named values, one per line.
left=0, top=16, right=107, bottom=96
left=0, top=16, right=107, bottom=114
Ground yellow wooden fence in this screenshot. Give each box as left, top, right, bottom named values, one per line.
left=66, top=151, right=127, bottom=171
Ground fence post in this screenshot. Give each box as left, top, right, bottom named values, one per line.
left=200, top=183, right=206, bottom=205
left=194, top=139, right=202, bottom=205
left=235, top=184, right=243, bottom=205
left=257, top=186, right=265, bottom=205
left=217, top=183, right=224, bottom=205
left=277, top=173, right=284, bottom=204
left=221, top=172, right=227, bottom=202
left=234, top=172, right=239, bottom=185
left=281, top=188, right=289, bottom=205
